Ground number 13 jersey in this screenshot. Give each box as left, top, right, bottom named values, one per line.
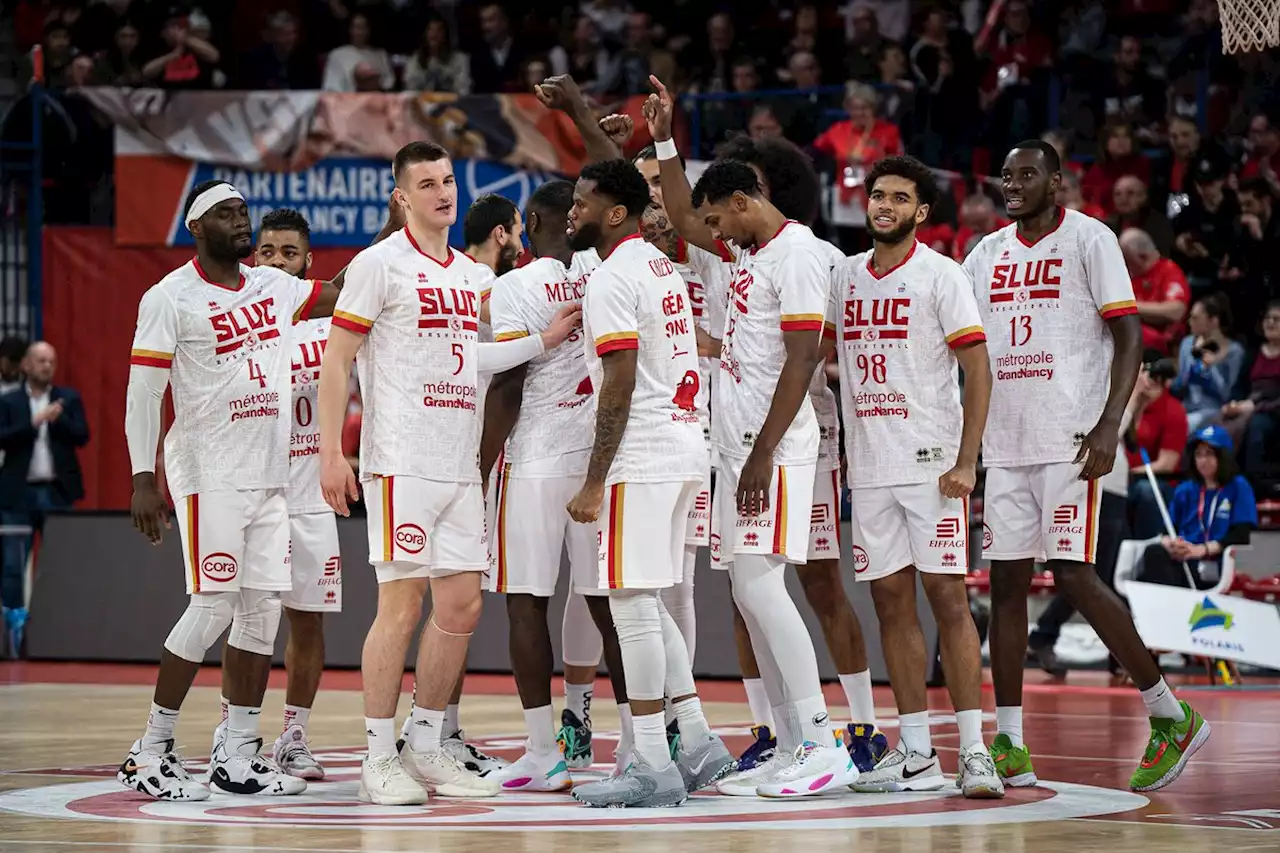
left=962, top=208, right=1137, bottom=468
left=831, top=242, right=985, bottom=489
left=128, top=261, right=323, bottom=502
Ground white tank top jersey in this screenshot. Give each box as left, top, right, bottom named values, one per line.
left=961, top=208, right=1138, bottom=468
left=714, top=220, right=826, bottom=466
left=472, top=263, right=496, bottom=422
left=331, top=227, right=489, bottom=485
left=811, top=238, right=845, bottom=474
left=489, top=249, right=601, bottom=471
left=582, top=234, right=707, bottom=485
left=672, top=236, right=722, bottom=441
left=831, top=241, right=987, bottom=489
left=128, top=261, right=322, bottom=501
left=287, top=316, right=331, bottom=515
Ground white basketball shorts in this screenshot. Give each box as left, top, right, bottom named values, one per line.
left=983, top=462, right=1103, bottom=564
left=597, top=479, right=702, bottom=591
left=847, top=483, right=969, bottom=582
left=364, top=475, right=488, bottom=584
left=283, top=511, right=341, bottom=612
left=710, top=460, right=815, bottom=569
left=176, top=489, right=289, bottom=595
left=685, top=465, right=712, bottom=547
left=490, top=460, right=602, bottom=597
left=807, top=467, right=842, bottom=562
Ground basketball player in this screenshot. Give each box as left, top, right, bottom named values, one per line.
left=317, top=142, right=580, bottom=805
left=631, top=103, right=884, bottom=771
left=962, top=141, right=1208, bottom=792
left=564, top=158, right=734, bottom=807
left=122, top=180, right=345, bottom=800
left=831, top=156, right=1002, bottom=798
left=481, top=178, right=635, bottom=790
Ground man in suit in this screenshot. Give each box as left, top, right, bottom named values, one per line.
left=0, top=341, right=89, bottom=656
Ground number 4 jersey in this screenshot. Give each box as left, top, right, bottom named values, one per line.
left=128, top=261, right=323, bottom=501
left=962, top=208, right=1138, bottom=468
left=831, top=242, right=986, bottom=489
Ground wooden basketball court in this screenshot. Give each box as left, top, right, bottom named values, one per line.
left=0, top=663, right=1275, bottom=852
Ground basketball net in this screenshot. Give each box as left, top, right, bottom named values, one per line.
left=1218, top=0, right=1280, bottom=53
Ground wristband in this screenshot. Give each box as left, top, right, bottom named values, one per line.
left=655, top=138, right=679, bottom=161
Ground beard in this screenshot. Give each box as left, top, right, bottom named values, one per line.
left=210, top=231, right=253, bottom=262
left=865, top=213, right=916, bottom=246
left=496, top=242, right=520, bottom=276
left=568, top=221, right=602, bottom=252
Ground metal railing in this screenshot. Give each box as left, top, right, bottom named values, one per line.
left=0, top=46, right=45, bottom=342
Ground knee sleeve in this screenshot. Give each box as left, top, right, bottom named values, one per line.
left=730, top=553, right=823, bottom=703
left=657, top=597, right=696, bottom=699
left=164, top=591, right=237, bottom=663
left=608, top=590, right=665, bottom=701
left=561, top=591, right=603, bottom=667
left=730, top=553, right=789, bottom=618
left=227, top=589, right=283, bottom=656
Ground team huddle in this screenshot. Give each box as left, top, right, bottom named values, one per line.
left=118, top=75, right=1210, bottom=810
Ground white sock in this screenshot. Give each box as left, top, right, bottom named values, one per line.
left=673, top=696, right=710, bottom=741
left=633, top=711, right=672, bottom=769
left=565, top=681, right=593, bottom=728
left=408, top=706, right=446, bottom=753
left=283, top=704, right=310, bottom=732
left=772, top=703, right=797, bottom=753
left=226, top=703, right=261, bottom=743
left=956, top=709, right=984, bottom=750
left=365, top=717, right=396, bottom=758
left=899, top=710, right=931, bottom=755
left=617, top=702, right=634, bottom=754
left=142, top=702, right=179, bottom=753
left=839, top=670, right=876, bottom=726
left=524, top=704, right=558, bottom=754
left=443, top=703, right=460, bottom=736
left=996, top=706, right=1023, bottom=747
left=793, top=695, right=837, bottom=748
left=743, top=678, right=775, bottom=729
left=219, top=696, right=228, bottom=724
left=1140, top=678, right=1186, bottom=722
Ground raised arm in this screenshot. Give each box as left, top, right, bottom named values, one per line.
left=644, top=75, right=725, bottom=257
left=536, top=74, right=624, bottom=166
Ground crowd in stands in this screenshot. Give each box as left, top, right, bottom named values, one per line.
left=9, top=2, right=1280, bottom=500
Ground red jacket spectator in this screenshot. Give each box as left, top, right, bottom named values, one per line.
left=1125, top=386, right=1188, bottom=471
left=979, top=0, right=1053, bottom=96
left=1121, top=229, right=1191, bottom=353
left=916, top=222, right=955, bottom=258
left=1083, top=122, right=1151, bottom=214
left=813, top=83, right=903, bottom=208
left=1241, top=111, right=1280, bottom=182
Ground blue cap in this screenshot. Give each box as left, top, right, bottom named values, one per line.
left=1191, top=424, right=1233, bottom=451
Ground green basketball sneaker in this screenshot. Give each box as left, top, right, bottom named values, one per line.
left=989, top=733, right=1038, bottom=787
left=1129, top=701, right=1210, bottom=792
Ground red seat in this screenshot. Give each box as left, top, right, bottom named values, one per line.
left=1243, top=575, right=1280, bottom=602
left=965, top=568, right=991, bottom=593
left=1029, top=572, right=1056, bottom=594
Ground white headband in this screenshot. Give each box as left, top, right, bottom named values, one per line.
left=185, top=183, right=245, bottom=229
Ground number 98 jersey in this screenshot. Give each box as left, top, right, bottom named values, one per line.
left=830, top=242, right=986, bottom=490
left=129, top=261, right=322, bottom=502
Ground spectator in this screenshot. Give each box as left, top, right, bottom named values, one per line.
left=814, top=81, right=902, bottom=249
left=36, top=22, right=75, bottom=86
left=1094, top=35, right=1164, bottom=144
left=1172, top=154, right=1239, bottom=294
left=780, top=3, right=843, bottom=79
left=470, top=3, right=526, bottom=93
left=780, top=50, right=833, bottom=147
left=978, top=0, right=1054, bottom=111
left=1159, top=115, right=1224, bottom=212
left=1240, top=110, right=1280, bottom=192
left=1084, top=121, right=1151, bottom=215
left=141, top=10, right=221, bottom=90
left=0, top=337, right=25, bottom=395
left=703, top=58, right=763, bottom=148
left=1174, top=293, right=1247, bottom=432
left=1057, top=169, right=1105, bottom=219
left=548, top=16, right=620, bottom=97
left=1223, top=178, right=1280, bottom=328
left=687, top=12, right=736, bottom=94
left=1126, top=358, right=1189, bottom=540
left=747, top=104, right=785, bottom=140
left=908, top=5, right=979, bottom=167
left=1041, top=129, right=1083, bottom=176
left=842, top=3, right=887, bottom=83
left=580, top=0, right=633, bottom=44
left=322, top=11, right=394, bottom=92
left=876, top=43, right=915, bottom=130
left=616, top=12, right=674, bottom=96
left=95, top=21, right=146, bottom=87
left=403, top=16, right=471, bottom=95
left=238, top=11, right=318, bottom=90
left=1108, top=176, right=1174, bottom=256
left=952, top=193, right=1007, bottom=262
left=1137, top=425, right=1257, bottom=590
left=1120, top=228, right=1191, bottom=354
left=0, top=342, right=89, bottom=656
left=1222, top=300, right=1280, bottom=477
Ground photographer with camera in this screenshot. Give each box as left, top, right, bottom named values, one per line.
left=1126, top=357, right=1188, bottom=540
left=1173, top=293, right=1245, bottom=432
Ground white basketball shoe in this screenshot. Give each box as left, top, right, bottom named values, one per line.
left=755, top=741, right=859, bottom=798
left=359, top=752, right=430, bottom=805
left=207, top=726, right=307, bottom=796
left=272, top=724, right=325, bottom=781
left=117, top=739, right=210, bottom=801
left=851, top=747, right=948, bottom=792
left=489, top=748, right=572, bottom=792
left=401, top=743, right=501, bottom=797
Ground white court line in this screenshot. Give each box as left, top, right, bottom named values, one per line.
left=1068, top=817, right=1280, bottom=835
left=0, top=842, right=400, bottom=853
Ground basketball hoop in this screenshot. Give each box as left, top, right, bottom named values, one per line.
left=1218, top=0, right=1280, bottom=53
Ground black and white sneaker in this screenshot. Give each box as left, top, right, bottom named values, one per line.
left=117, top=738, right=209, bottom=801
left=442, top=729, right=509, bottom=777
left=208, top=730, right=307, bottom=796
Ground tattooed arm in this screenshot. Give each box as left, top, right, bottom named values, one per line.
left=567, top=350, right=637, bottom=523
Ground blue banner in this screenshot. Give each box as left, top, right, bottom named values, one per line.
left=173, top=158, right=558, bottom=248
